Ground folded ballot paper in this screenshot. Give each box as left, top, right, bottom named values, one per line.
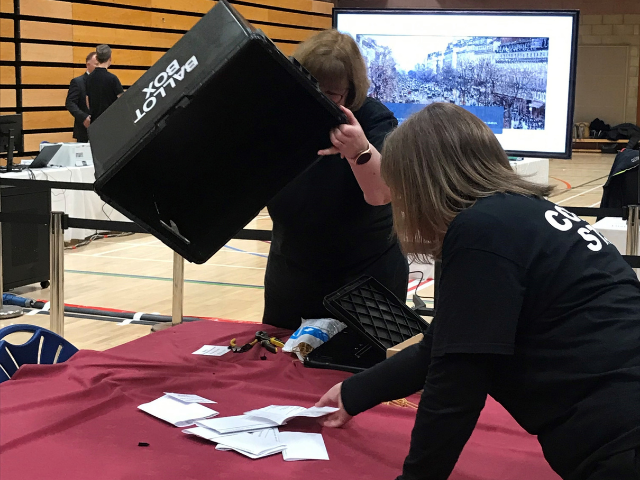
left=185, top=426, right=285, bottom=458
left=279, top=432, right=329, bottom=461
left=191, top=406, right=338, bottom=435
left=163, top=393, right=216, bottom=404
left=243, top=405, right=339, bottom=426
left=215, top=429, right=286, bottom=459
left=138, top=394, right=218, bottom=427
left=181, top=405, right=336, bottom=460
left=185, top=426, right=329, bottom=461
left=195, top=415, right=279, bottom=435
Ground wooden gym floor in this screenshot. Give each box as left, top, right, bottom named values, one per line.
left=1, top=153, right=615, bottom=350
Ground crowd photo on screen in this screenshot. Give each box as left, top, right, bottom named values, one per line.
left=357, top=34, right=549, bottom=132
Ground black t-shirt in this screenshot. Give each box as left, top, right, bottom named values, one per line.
left=341, top=193, right=640, bottom=480
left=266, top=97, right=398, bottom=273
left=86, top=67, right=124, bottom=121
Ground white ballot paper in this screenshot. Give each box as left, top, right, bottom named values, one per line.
left=279, top=432, right=329, bottom=461
left=215, top=443, right=280, bottom=460
left=183, top=426, right=271, bottom=441
left=164, top=393, right=216, bottom=404
left=184, top=425, right=329, bottom=462
left=195, top=415, right=278, bottom=434
left=214, top=429, right=285, bottom=459
left=216, top=429, right=281, bottom=452
left=243, top=406, right=339, bottom=426
left=183, top=426, right=231, bottom=441
left=185, top=428, right=285, bottom=459
left=192, top=345, right=230, bottom=356
left=138, top=395, right=218, bottom=427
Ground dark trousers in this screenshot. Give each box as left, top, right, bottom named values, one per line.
left=585, top=448, right=640, bottom=480
left=262, top=243, right=409, bottom=330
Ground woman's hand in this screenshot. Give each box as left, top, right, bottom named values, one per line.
left=318, top=106, right=369, bottom=162
left=315, top=382, right=353, bottom=428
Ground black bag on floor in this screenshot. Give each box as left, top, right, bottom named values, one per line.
left=606, top=123, right=640, bottom=150
left=589, top=118, right=610, bottom=139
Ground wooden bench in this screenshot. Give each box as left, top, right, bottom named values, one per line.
left=572, top=138, right=628, bottom=153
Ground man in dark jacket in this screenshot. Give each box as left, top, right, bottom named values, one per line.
left=65, top=51, right=98, bottom=143
left=86, top=45, right=124, bottom=122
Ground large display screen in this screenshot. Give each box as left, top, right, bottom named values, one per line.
left=334, top=10, right=579, bottom=158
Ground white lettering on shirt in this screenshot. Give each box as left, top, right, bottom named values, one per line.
left=544, top=205, right=610, bottom=251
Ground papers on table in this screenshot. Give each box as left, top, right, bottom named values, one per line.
left=140, top=400, right=334, bottom=461
left=186, top=426, right=284, bottom=458
left=214, top=443, right=282, bottom=460
left=215, top=429, right=286, bottom=458
left=138, top=395, right=218, bottom=427
left=164, top=393, right=216, bottom=404
left=192, top=345, right=230, bottom=356
left=189, top=406, right=338, bottom=436
left=280, top=432, right=329, bottom=461
left=183, top=426, right=231, bottom=441
left=186, top=426, right=329, bottom=461
left=195, top=415, right=278, bottom=434
left=243, top=405, right=339, bottom=426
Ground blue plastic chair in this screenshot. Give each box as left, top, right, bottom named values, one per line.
left=0, top=324, right=78, bottom=383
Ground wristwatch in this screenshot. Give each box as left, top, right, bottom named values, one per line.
left=351, top=144, right=372, bottom=165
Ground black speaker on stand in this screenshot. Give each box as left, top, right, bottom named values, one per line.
left=1, top=184, right=50, bottom=291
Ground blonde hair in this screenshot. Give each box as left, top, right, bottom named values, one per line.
left=293, top=29, right=370, bottom=111
left=381, top=102, right=554, bottom=261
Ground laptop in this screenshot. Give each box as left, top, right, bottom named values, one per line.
left=29, top=144, right=62, bottom=169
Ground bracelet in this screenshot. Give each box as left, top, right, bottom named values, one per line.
left=350, top=143, right=373, bottom=165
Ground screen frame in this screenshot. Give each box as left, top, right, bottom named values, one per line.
left=333, top=8, right=580, bottom=159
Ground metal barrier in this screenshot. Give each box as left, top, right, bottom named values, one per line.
left=49, top=212, right=65, bottom=336
left=627, top=205, right=639, bottom=257
left=0, top=175, right=271, bottom=334
left=26, top=211, right=269, bottom=335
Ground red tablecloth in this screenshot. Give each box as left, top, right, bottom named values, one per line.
left=0, top=321, right=560, bottom=480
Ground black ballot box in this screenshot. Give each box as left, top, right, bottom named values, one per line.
left=90, top=0, right=345, bottom=264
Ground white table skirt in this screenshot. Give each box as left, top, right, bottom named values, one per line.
left=1, top=166, right=131, bottom=242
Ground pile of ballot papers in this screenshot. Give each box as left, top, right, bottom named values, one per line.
left=138, top=395, right=337, bottom=461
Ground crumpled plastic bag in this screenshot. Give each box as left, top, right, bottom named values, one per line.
left=283, top=318, right=347, bottom=361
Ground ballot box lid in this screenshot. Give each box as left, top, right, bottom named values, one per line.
left=323, top=276, right=430, bottom=351
left=91, top=0, right=346, bottom=264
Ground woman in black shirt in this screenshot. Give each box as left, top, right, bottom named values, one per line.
left=264, top=30, right=409, bottom=329
left=316, top=103, right=640, bottom=480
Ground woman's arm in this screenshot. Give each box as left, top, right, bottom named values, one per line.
left=316, top=324, right=433, bottom=427
left=397, top=353, right=492, bottom=480
left=319, top=106, right=391, bottom=206
left=341, top=325, right=433, bottom=416
left=348, top=145, right=390, bottom=206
